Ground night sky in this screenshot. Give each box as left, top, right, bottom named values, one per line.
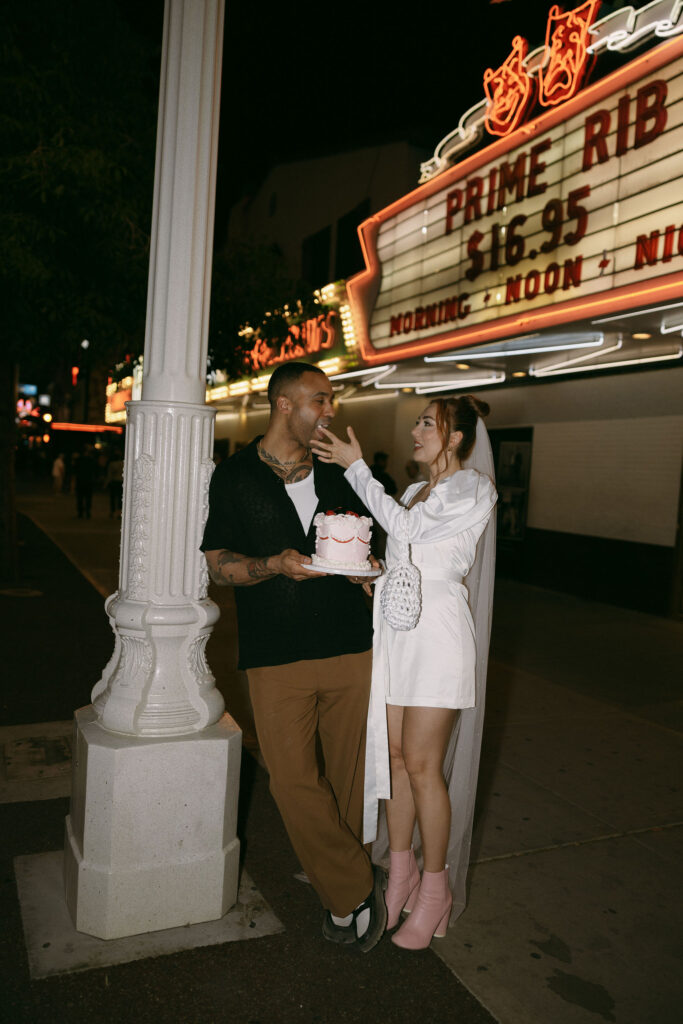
left=89, top=1, right=655, bottom=233
left=111, top=1, right=642, bottom=228
left=216, top=1, right=653, bottom=210
left=217, top=0, right=585, bottom=215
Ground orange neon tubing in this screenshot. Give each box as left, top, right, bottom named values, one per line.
left=51, top=422, right=124, bottom=433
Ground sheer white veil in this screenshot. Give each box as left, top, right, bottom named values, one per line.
left=372, top=415, right=497, bottom=924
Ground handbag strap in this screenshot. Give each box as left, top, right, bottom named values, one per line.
left=394, top=510, right=411, bottom=564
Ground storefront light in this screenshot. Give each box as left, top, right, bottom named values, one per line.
left=318, top=358, right=342, bottom=374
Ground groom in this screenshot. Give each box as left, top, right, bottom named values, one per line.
left=201, top=361, right=386, bottom=950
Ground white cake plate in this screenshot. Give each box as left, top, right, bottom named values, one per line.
left=299, top=564, right=382, bottom=577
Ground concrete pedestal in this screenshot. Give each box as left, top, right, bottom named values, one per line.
left=64, top=706, right=241, bottom=940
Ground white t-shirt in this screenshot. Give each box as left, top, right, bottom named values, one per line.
left=285, top=471, right=318, bottom=534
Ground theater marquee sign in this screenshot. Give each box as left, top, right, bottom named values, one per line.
left=348, top=17, right=683, bottom=364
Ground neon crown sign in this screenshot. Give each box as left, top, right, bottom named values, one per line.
left=420, top=0, right=683, bottom=181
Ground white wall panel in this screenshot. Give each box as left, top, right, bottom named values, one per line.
left=527, top=414, right=683, bottom=545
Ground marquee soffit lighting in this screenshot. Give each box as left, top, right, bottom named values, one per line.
left=328, top=364, right=395, bottom=381
left=660, top=313, right=683, bottom=334
left=329, top=365, right=398, bottom=388
left=416, top=374, right=506, bottom=394
left=531, top=345, right=682, bottom=378
left=424, top=333, right=605, bottom=361
left=373, top=372, right=506, bottom=392
left=337, top=389, right=400, bottom=403
left=591, top=301, right=683, bottom=324
left=530, top=339, right=622, bottom=375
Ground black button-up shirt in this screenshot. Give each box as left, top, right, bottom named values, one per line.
left=201, top=437, right=373, bottom=670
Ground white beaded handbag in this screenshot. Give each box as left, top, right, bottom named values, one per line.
left=379, top=515, right=422, bottom=631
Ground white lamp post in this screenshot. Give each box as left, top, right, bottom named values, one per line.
left=63, top=0, right=241, bottom=940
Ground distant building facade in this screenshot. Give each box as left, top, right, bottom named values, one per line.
left=226, top=141, right=429, bottom=287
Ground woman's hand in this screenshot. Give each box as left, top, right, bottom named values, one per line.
left=311, top=426, right=363, bottom=469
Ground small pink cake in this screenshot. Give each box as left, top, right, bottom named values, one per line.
left=312, top=510, right=373, bottom=571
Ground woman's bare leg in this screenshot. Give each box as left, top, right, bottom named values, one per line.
left=401, top=707, right=458, bottom=872
left=384, top=704, right=416, bottom=852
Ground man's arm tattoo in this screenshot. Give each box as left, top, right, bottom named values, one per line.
left=209, top=549, right=276, bottom=586
left=208, top=563, right=228, bottom=586
left=245, top=556, right=274, bottom=581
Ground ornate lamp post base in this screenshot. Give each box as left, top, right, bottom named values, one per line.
left=64, top=707, right=241, bottom=940
left=63, top=0, right=234, bottom=939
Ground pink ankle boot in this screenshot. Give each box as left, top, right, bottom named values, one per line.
left=391, top=867, right=452, bottom=949
left=385, top=848, right=421, bottom=930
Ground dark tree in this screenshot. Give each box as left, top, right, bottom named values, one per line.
left=0, top=0, right=160, bottom=580
left=208, top=241, right=312, bottom=379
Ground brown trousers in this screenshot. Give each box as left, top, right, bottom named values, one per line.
left=248, top=649, right=374, bottom=917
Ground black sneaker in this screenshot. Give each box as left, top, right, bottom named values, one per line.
left=322, top=911, right=356, bottom=945
left=353, top=865, right=387, bottom=953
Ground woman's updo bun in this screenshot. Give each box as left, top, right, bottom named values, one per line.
left=461, top=394, right=490, bottom=419
left=432, top=393, right=490, bottom=462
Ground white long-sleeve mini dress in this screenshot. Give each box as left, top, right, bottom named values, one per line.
left=343, top=459, right=497, bottom=840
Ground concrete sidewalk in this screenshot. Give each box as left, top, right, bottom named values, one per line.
left=4, top=478, right=683, bottom=1023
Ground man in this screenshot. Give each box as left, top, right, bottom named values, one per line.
left=201, top=362, right=386, bottom=951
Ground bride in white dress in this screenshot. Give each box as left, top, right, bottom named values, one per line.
left=312, top=394, right=497, bottom=950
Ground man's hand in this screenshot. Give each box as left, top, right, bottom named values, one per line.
left=273, top=549, right=328, bottom=581
left=346, top=554, right=381, bottom=596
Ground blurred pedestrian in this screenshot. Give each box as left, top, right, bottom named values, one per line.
left=370, top=451, right=397, bottom=496
left=105, top=450, right=124, bottom=517
left=405, top=458, right=420, bottom=482
left=51, top=453, right=65, bottom=494
left=74, top=447, right=96, bottom=519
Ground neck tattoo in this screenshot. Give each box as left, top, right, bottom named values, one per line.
left=257, top=441, right=311, bottom=481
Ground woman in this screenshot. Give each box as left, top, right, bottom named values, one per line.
left=311, top=395, right=496, bottom=950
